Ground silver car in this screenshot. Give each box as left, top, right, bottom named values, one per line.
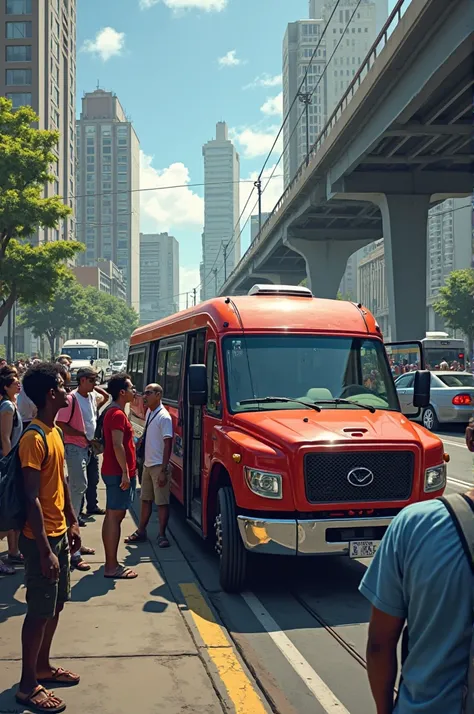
left=395, top=371, right=474, bottom=431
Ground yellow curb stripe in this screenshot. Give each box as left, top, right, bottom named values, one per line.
left=180, top=582, right=267, bottom=714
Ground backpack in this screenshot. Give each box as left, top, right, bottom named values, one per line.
left=91, top=405, right=119, bottom=456
left=0, top=424, right=48, bottom=532
left=440, top=493, right=474, bottom=713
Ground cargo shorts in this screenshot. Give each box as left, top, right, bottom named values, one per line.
left=19, top=532, right=71, bottom=619
left=141, top=464, right=170, bottom=506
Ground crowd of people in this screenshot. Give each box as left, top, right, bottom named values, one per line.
left=390, top=358, right=471, bottom=375
left=0, top=359, right=173, bottom=712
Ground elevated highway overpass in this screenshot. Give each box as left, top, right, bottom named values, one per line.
left=220, top=0, right=473, bottom=340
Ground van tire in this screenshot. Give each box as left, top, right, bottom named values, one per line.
left=215, top=486, right=247, bottom=593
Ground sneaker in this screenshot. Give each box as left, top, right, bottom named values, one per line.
left=87, top=507, right=106, bottom=516
left=78, top=517, right=87, bottom=527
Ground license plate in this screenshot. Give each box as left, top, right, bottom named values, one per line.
left=349, top=540, right=380, bottom=559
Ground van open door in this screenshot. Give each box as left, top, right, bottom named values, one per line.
left=385, top=341, right=430, bottom=418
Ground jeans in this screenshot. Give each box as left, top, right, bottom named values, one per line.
left=65, top=444, right=89, bottom=524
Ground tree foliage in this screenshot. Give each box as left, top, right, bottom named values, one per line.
left=19, top=277, right=139, bottom=358
left=0, top=97, right=81, bottom=325
left=433, top=269, right=474, bottom=348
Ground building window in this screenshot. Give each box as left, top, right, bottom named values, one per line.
left=5, top=44, right=31, bottom=61
left=6, top=91, right=31, bottom=108
left=6, top=21, right=32, bottom=38
left=6, top=0, right=32, bottom=13
left=6, top=68, right=31, bottom=85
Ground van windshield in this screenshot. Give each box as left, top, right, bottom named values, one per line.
left=66, top=347, right=98, bottom=360
left=223, top=335, right=398, bottom=413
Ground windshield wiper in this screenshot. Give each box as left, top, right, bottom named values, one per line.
left=239, top=397, right=321, bottom=412
left=312, top=398, right=376, bottom=414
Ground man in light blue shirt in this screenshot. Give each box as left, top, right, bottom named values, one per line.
left=359, top=496, right=473, bottom=714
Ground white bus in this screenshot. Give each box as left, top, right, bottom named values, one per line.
left=422, top=332, right=466, bottom=370
left=61, top=339, right=110, bottom=384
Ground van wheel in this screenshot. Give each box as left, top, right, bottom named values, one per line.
left=422, top=405, right=439, bottom=431
left=215, top=487, right=247, bottom=593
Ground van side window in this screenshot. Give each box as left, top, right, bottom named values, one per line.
left=156, top=347, right=183, bottom=402
left=206, top=343, right=221, bottom=416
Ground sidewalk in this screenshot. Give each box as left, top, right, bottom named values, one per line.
left=0, top=487, right=268, bottom=714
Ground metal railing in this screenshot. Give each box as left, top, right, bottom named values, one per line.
left=222, top=0, right=412, bottom=291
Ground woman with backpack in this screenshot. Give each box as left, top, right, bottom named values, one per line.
left=0, top=364, right=23, bottom=575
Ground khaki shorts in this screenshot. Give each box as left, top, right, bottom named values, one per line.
left=141, top=464, right=170, bottom=506
left=19, top=532, right=71, bottom=619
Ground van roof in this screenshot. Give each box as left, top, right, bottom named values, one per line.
left=131, top=295, right=379, bottom=345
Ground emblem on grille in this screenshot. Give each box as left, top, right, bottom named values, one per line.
left=347, top=467, right=374, bottom=487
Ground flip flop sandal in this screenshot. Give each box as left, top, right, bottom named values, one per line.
left=124, top=531, right=147, bottom=544
left=38, top=666, right=80, bottom=686
left=104, top=566, right=138, bottom=579
left=71, top=558, right=91, bottom=571
left=157, top=536, right=170, bottom=548
left=80, top=546, right=95, bottom=555
left=16, top=685, right=66, bottom=713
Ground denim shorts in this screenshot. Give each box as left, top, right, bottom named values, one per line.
left=102, top=475, right=136, bottom=511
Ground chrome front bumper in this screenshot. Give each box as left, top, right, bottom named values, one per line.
left=237, top=515, right=393, bottom=556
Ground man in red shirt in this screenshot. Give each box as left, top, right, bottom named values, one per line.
left=101, top=373, right=138, bottom=580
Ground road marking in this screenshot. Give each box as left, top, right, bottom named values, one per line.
left=179, top=583, right=268, bottom=714
left=448, top=476, right=474, bottom=489
left=442, top=439, right=468, bottom=449
left=242, top=591, right=350, bottom=714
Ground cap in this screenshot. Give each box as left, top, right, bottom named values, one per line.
left=77, top=366, right=98, bottom=381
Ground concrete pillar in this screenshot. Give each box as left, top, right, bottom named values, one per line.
left=374, top=195, right=430, bottom=341
left=284, top=235, right=371, bottom=298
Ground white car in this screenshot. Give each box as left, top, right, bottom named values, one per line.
left=396, top=370, right=474, bottom=430
left=111, top=360, right=127, bottom=374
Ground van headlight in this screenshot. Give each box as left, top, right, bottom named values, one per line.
left=424, top=463, right=446, bottom=492
left=244, top=468, right=282, bottom=499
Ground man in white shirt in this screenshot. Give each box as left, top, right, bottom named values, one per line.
left=125, top=383, right=173, bottom=548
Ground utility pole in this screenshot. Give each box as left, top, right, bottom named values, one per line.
left=186, top=292, right=189, bottom=309
left=223, top=243, right=228, bottom=282
left=6, top=307, right=11, bottom=364
left=254, top=179, right=262, bottom=237
left=193, top=287, right=197, bottom=306
left=298, top=75, right=312, bottom=166
left=212, top=268, right=218, bottom=296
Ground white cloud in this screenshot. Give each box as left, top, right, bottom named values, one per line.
left=218, top=50, right=243, bottom=68
left=82, top=27, right=125, bottom=61
left=231, top=126, right=282, bottom=159
left=240, top=165, right=284, bottom=227
left=140, top=0, right=226, bottom=10
left=244, top=73, right=282, bottom=89
left=260, top=92, right=283, bottom=116
left=179, top=266, right=201, bottom=309
left=140, top=151, right=204, bottom=232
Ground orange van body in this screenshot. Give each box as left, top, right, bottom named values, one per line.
left=128, top=292, right=446, bottom=591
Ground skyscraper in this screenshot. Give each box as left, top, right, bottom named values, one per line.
left=283, top=20, right=327, bottom=187
left=201, top=122, right=240, bottom=301
left=76, top=89, right=140, bottom=311
left=139, top=233, right=179, bottom=325
left=323, top=0, right=377, bottom=117
left=0, top=0, right=77, bottom=243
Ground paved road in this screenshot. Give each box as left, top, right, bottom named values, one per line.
left=164, top=424, right=471, bottom=714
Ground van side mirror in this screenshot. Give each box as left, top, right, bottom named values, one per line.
left=413, top=370, right=430, bottom=408
left=189, top=364, right=207, bottom=406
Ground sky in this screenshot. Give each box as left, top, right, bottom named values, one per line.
left=77, top=0, right=400, bottom=305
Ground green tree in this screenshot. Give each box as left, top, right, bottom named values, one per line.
left=19, top=276, right=90, bottom=359
left=433, top=269, right=474, bottom=354
left=80, top=288, right=139, bottom=346
left=0, top=97, right=82, bottom=325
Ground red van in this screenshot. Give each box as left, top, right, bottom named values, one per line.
left=128, top=285, right=447, bottom=592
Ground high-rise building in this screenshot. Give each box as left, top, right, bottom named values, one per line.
left=250, top=213, right=271, bottom=243
left=73, top=260, right=127, bottom=303
left=310, top=0, right=388, bottom=33
left=323, top=0, right=377, bottom=117
left=76, top=89, right=140, bottom=311
left=283, top=20, right=327, bottom=187
left=0, top=0, right=77, bottom=243
left=139, top=233, right=179, bottom=325
left=201, top=122, right=240, bottom=301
